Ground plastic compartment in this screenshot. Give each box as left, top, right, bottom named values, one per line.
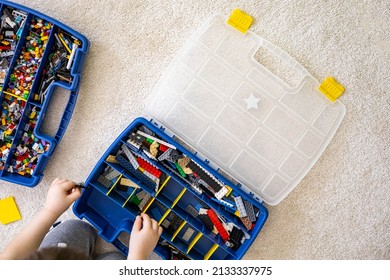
left=0, top=0, right=89, bottom=187
left=73, top=117, right=269, bottom=259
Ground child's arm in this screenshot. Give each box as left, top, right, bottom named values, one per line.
left=0, top=178, right=81, bottom=260
left=127, top=213, right=163, bottom=260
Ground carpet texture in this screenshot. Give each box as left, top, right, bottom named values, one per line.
left=0, top=0, right=389, bottom=259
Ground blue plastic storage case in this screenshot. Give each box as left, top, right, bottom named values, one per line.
left=73, top=13, right=345, bottom=259
left=0, top=0, right=89, bottom=187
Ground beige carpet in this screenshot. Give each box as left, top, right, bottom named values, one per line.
left=0, top=0, right=389, bottom=259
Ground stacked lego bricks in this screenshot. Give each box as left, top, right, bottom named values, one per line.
left=73, top=118, right=268, bottom=260
left=0, top=2, right=87, bottom=186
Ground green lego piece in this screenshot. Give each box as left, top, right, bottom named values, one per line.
left=129, top=194, right=141, bottom=205
left=174, top=162, right=186, bottom=178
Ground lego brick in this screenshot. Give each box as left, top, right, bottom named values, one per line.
left=240, top=216, right=252, bottom=231
left=104, top=168, right=121, bottom=181
left=120, top=178, right=139, bottom=188
left=116, top=184, right=129, bottom=192
left=158, top=148, right=172, bottom=161
left=97, top=175, right=112, bottom=188
left=244, top=200, right=256, bottom=222
left=185, top=204, right=199, bottom=218
left=139, top=125, right=156, bottom=137
left=0, top=196, right=22, bottom=224
left=229, top=226, right=245, bottom=251
left=116, top=154, right=156, bottom=189
left=149, top=141, right=159, bottom=157
left=137, top=157, right=162, bottom=178
left=161, top=219, right=171, bottom=229
left=182, top=227, right=195, bottom=242
left=121, top=144, right=140, bottom=169
left=136, top=130, right=176, bottom=150
left=207, top=209, right=229, bottom=242
left=234, top=196, right=247, bottom=218
left=106, top=155, right=118, bottom=163
left=198, top=213, right=214, bottom=231
left=215, top=186, right=228, bottom=200
left=167, top=214, right=183, bottom=233
left=211, top=197, right=236, bottom=210
left=138, top=193, right=153, bottom=212
left=187, top=161, right=222, bottom=193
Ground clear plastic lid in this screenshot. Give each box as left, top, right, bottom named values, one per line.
left=146, top=14, right=345, bottom=205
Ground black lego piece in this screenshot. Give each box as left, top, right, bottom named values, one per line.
left=229, top=226, right=244, bottom=251
left=167, top=214, right=183, bottom=233
left=187, top=161, right=222, bottom=193
left=198, top=213, right=214, bottom=231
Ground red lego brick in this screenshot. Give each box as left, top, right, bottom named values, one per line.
left=136, top=157, right=162, bottom=178
left=207, top=209, right=229, bottom=242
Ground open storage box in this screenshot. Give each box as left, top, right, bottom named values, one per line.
left=73, top=12, right=345, bottom=259
left=0, top=0, right=89, bottom=187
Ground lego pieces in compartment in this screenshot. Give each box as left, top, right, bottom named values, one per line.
left=33, top=28, right=83, bottom=104
left=0, top=7, right=27, bottom=87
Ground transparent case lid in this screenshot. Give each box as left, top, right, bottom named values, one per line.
left=145, top=14, right=345, bottom=205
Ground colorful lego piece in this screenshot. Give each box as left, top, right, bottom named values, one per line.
left=240, top=216, right=252, bottom=231
left=0, top=196, right=22, bottom=224
left=207, top=209, right=230, bottom=242
left=136, top=130, right=176, bottom=150
left=136, top=157, right=162, bottom=178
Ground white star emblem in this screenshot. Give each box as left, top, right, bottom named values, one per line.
left=244, top=93, right=260, bottom=110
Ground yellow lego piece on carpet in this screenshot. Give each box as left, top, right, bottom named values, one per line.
left=0, top=196, right=22, bottom=225
left=227, top=9, right=253, bottom=33
left=318, top=76, right=345, bottom=102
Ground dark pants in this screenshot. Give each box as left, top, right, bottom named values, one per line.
left=39, top=219, right=126, bottom=260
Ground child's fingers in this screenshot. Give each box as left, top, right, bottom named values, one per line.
left=61, top=181, right=77, bottom=192
left=158, top=226, right=163, bottom=236
left=141, top=213, right=152, bottom=229
left=132, top=215, right=142, bottom=232
left=151, top=219, right=159, bottom=231
left=68, top=187, right=81, bottom=201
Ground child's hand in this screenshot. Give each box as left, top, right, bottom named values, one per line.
left=128, top=213, right=163, bottom=260
left=44, top=178, right=81, bottom=218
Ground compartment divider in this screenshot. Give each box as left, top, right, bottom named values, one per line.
left=171, top=220, right=187, bottom=242
left=187, top=232, right=202, bottom=254
left=158, top=208, right=172, bottom=226
left=204, top=243, right=219, bottom=260
left=171, top=188, right=186, bottom=208
left=106, top=174, right=122, bottom=196
left=122, top=187, right=138, bottom=208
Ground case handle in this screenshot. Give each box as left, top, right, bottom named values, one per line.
left=34, top=74, right=81, bottom=155
left=253, top=38, right=310, bottom=88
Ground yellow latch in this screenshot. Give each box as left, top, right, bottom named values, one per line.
left=227, top=9, right=253, bottom=33
left=318, top=77, right=345, bottom=102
